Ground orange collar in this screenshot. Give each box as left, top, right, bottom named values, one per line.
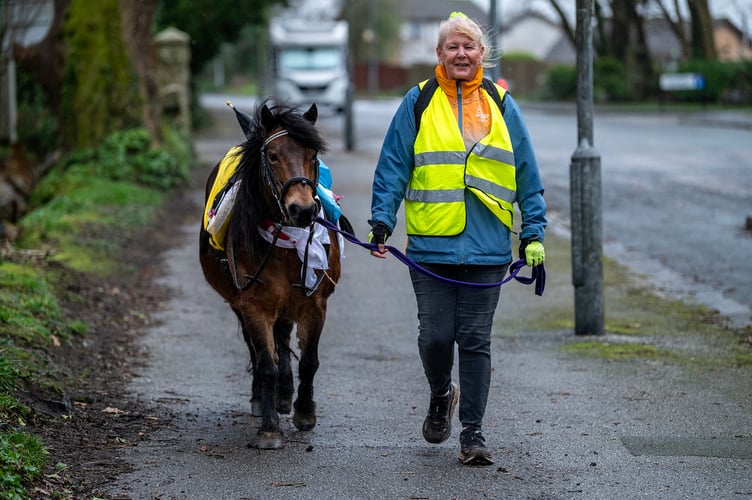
left=434, top=64, right=483, bottom=98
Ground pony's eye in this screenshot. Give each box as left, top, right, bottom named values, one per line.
left=267, top=151, right=278, bottom=163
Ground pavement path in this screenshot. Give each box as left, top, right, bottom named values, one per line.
left=104, top=103, right=752, bottom=499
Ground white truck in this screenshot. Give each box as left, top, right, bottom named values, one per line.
left=268, top=18, right=350, bottom=113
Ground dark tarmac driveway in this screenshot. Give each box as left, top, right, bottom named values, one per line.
left=104, top=100, right=752, bottom=499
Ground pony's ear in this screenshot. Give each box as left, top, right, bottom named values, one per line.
left=260, top=104, right=276, bottom=131
left=303, top=103, right=318, bottom=125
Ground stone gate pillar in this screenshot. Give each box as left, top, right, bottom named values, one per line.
left=155, top=27, right=191, bottom=129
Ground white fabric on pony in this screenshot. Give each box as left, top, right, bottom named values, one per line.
left=257, top=208, right=342, bottom=289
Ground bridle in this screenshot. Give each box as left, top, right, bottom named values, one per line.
left=261, top=129, right=321, bottom=225
left=223, top=127, right=325, bottom=295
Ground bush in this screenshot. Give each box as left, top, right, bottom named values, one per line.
left=668, top=60, right=752, bottom=104
left=55, top=128, right=189, bottom=192
left=542, top=64, right=577, bottom=100
left=594, top=57, right=632, bottom=102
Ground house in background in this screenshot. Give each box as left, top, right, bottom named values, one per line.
left=352, top=0, right=488, bottom=91
left=714, top=18, right=752, bottom=61
left=354, top=0, right=751, bottom=95
left=396, top=0, right=488, bottom=67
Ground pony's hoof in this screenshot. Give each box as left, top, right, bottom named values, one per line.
left=256, top=430, right=284, bottom=449
left=250, top=399, right=262, bottom=417
left=292, top=413, right=316, bottom=431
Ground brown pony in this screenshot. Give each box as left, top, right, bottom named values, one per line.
left=199, top=100, right=341, bottom=449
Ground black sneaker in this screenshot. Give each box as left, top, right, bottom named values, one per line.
left=422, top=382, right=459, bottom=444
left=459, top=427, right=493, bottom=465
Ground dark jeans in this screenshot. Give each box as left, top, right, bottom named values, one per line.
left=410, top=263, right=508, bottom=430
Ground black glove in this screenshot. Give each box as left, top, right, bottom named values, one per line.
left=367, top=220, right=391, bottom=245
left=518, top=237, right=539, bottom=262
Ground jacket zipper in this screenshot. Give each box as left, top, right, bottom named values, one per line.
left=456, top=81, right=463, bottom=135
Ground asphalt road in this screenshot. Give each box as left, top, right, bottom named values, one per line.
left=103, top=97, right=752, bottom=499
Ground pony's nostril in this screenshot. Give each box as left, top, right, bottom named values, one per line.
left=287, top=202, right=317, bottom=226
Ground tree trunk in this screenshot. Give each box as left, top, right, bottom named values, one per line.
left=119, top=0, right=162, bottom=145
left=688, top=0, right=717, bottom=60
left=625, top=1, right=654, bottom=99
left=610, top=0, right=631, bottom=61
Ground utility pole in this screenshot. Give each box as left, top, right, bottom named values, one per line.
left=570, top=0, right=604, bottom=335
left=488, top=0, right=499, bottom=81
left=366, top=0, right=378, bottom=95
left=344, top=0, right=355, bottom=151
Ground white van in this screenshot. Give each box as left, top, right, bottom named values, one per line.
left=269, top=18, right=350, bottom=113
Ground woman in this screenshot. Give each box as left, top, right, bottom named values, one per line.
left=368, top=12, right=547, bottom=465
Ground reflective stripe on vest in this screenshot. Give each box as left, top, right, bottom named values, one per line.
left=406, top=81, right=516, bottom=236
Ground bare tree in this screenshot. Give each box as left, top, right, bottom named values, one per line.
left=653, top=0, right=689, bottom=58
left=118, top=0, right=162, bottom=145
left=548, top=0, right=576, bottom=48
left=549, top=0, right=654, bottom=98
left=687, top=0, right=716, bottom=59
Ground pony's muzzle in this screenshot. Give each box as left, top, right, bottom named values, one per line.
left=285, top=197, right=320, bottom=227
left=281, top=177, right=319, bottom=227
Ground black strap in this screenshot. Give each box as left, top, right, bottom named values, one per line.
left=413, top=78, right=439, bottom=132
left=413, top=77, right=507, bottom=132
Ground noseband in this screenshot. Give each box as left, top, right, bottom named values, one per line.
left=261, top=129, right=320, bottom=225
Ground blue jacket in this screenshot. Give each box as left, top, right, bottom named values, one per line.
left=370, top=85, right=547, bottom=265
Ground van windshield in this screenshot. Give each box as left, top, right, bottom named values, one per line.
left=279, top=47, right=341, bottom=71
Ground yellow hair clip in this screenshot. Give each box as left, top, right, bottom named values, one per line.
left=450, top=11, right=468, bottom=19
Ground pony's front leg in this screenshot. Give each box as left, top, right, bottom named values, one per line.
left=235, top=308, right=262, bottom=417
left=254, top=346, right=284, bottom=449
left=274, top=318, right=295, bottom=414
left=292, top=317, right=324, bottom=431
left=244, top=314, right=283, bottom=448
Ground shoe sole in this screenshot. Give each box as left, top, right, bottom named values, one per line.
left=459, top=449, right=494, bottom=465
left=422, top=382, right=460, bottom=444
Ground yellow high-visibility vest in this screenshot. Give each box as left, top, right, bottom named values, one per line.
left=406, top=82, right=516, bottom=236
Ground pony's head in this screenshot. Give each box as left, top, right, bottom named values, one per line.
left=230, top=100, right=328, bottom=253
left=259, top=102, right=325, bottom=226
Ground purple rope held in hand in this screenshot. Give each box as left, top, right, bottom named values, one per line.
left=317, top=217, right=545, bottom=295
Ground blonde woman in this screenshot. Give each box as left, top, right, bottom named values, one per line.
left=369, top=12, right=546, bottom=465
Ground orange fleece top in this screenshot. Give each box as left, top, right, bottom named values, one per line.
left=434, top=64, right=492, bottom=151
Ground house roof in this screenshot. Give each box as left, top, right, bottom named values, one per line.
left=399, top=0, right=489, bottom=29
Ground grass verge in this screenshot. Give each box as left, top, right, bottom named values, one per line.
left=0, top=125, right=192, bottom=498
left=497, top=231, right=751, bottom=368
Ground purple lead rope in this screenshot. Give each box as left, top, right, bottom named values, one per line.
left=317, top=217, right=545, bottom=296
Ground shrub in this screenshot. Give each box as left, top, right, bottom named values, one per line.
left=594, top=57, right=632, bottom=102
left=542, top=64, right=577, bottom=100
left=669, top=60, right=752, bottom=104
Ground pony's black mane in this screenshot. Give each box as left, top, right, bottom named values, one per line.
left=228, top=99, right=327, bottom=257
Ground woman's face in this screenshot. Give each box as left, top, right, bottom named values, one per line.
left=437, top=32, right=484, bottom=81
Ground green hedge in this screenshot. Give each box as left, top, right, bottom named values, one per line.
left=665, top=60, right=752, bottom=104
left=543, top=59, right=752, bottom=104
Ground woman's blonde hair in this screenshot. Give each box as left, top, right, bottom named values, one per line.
left=436, top=12, right=496, bottom=68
